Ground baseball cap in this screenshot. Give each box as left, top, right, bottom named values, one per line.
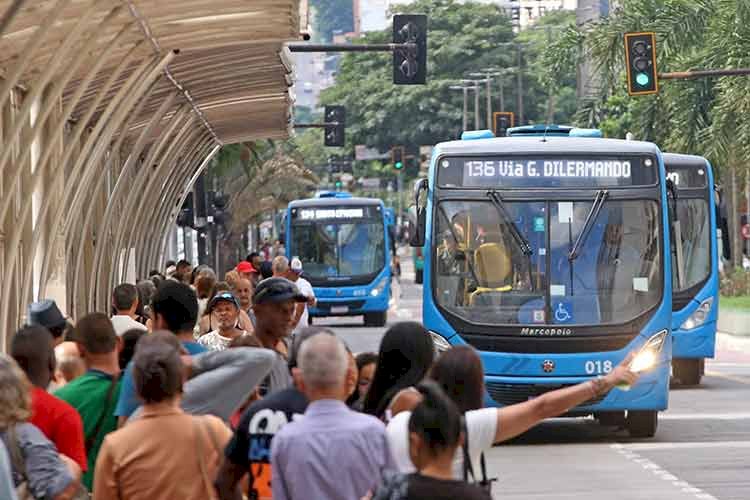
left=27, top=299, right=69, bottom=330
left=236, top=261, right=257, bottom=274
left=290, top=257, right=303, bottom=274
left=209, top=291, right=240, bottom=310
left=253, top=277, right=307, bottom=305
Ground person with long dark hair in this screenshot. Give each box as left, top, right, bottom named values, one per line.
left=386, top=345, right=638, bottom=480
left=347, top=352, right=378, bottom=411
left=362, top=322, right=434, bottom=419
left=373, top=381, right=490, bottom=500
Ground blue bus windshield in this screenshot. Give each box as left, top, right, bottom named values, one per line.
left=435, top=198, right=662, bottom=326
left=291, top=215, right=386, bottom=280
left=667, top=163, right=712, bottom=292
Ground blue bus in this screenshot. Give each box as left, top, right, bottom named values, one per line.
left=411, top=128, right=672, bottom=437
left=665, top=153, right=728, bottom=385
left=285, top=192, right=392, bottom=327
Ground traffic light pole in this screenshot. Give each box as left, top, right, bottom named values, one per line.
left=658, top=68, right=750, bottom=79
left=288, top=42, right=417, bottom=53
left=293, top=123, right=341, bottom=128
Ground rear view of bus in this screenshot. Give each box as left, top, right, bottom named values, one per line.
left=665, top=153, right=725, bottom=385
left=286, top=192, right=391, bottom=327
left=412, top=131, right=672, bottom=437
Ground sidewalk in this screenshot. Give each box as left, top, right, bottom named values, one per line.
left=717, top=308, right=750, bottom=336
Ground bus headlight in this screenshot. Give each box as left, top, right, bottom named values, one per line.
left=428, top=331, right=452, bottom=355
left=370, top=277, right=389, bottom=297
left=630, top=330, right=668, bottom=373
left=680, top=298, right=713, bottom=330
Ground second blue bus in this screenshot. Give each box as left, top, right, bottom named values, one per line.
left=286, top=192, right=392, bottom=327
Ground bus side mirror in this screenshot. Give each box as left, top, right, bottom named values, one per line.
left=410, top=178, right=428, bottom=247
left=715, top=186, right=731, bottom=260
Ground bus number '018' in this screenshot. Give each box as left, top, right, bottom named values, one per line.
left=585, top=360, right=613, bottom=374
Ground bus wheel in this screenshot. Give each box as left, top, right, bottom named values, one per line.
left=595, top=411, right=626, bottom=427
left=626, top=411, right=658, bottom=438
left=364, top=311, right=387, bottom=327
left=673, top=359, right=702, bottom=386
left=415, top=269, right=423, bottom=284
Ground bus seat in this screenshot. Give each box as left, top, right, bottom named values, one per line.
left=470, top=243, right=512, bottom=305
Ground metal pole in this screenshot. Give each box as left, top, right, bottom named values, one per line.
left=486, top=77, right=492, bottom=129
left=659, top=68, right=750, bottom=79
left=499, top=72, right=505, bottom=111
left=474, top=81, right=480, bottom=130
left=517, top=44, right=524, bottom=125
left=288, top=42, right=416, bottom=52
left=462, top=87, right=468, bottom=131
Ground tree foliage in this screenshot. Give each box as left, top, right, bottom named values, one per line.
left=319, top=0, right=578, bottom=159
left=310, top=0, right=354, bottom=42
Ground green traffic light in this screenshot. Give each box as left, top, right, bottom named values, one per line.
left=636, top=73, right=650, bottom=86
left=395, top=161, right=403, bottom=169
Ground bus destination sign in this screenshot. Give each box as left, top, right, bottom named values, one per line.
left=292, top=206, right=380, bottom=221
left=438, top=156, right=657, bottom=188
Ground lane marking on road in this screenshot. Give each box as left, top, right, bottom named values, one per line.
left=610, top=444, right=719, bottom=500
left=660, top=412, right=750, bottom=420
left=705, top=370, right=750, bottom=385
left=620, top=441, right=750, bottom=451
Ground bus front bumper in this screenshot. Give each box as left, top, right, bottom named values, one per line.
left=482, top=361, right=670, bottom=413
left=671, top=321, right=716, bottom=359
left=309, top=292, right=390, bottom=317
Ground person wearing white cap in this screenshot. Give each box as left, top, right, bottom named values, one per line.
left=287, top=257, right=316, bottom=335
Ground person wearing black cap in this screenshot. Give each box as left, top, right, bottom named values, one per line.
left=198, top=292, right=250, bottom=352
left=27, top=299, right=71, bottom=346
left=251, top=277, right=308, bottom=397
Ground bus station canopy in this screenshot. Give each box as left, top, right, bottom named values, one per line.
left=0, top=0, right=304, bottom=342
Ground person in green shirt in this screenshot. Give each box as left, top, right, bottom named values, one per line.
left=55, top=312, right=121, bottom=490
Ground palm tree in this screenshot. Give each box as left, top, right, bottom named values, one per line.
left=211, top=141, right=319, bottom=267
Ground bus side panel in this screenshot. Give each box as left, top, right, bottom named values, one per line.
left=672, top=160, right=719, bottom=360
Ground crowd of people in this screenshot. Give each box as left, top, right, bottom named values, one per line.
left=0, top=250, right=641, bottom=500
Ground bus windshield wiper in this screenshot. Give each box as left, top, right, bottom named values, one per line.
left=568, top=190, right=609, bottom=261
left=486, top=190, right=533, bottom=256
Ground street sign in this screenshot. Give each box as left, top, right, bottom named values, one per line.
left=360, top=178, right=381, bottom=189
left=355, top=145, right=389, bottom=161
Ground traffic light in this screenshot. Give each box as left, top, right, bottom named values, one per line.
left=335, top=180, right=343, bottom=190
left=392, top=146, right=405, bottom=170
left=393, top=14, right=427, bottom=85
left=176, top=193, right=194, bottom=228
left=493, top=111, right=514, bottom=137
left=624, top=32, right=658, bottom=95
left=324, top=105, right=345, bottom=147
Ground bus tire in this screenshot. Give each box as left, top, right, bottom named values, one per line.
left=415, top=269, right=423, bottom=284
left=364, top=311, right=387, bottom=327
left=673, top=358, right=702, bottom=386
left=595, top=411, right=626, bottom=427
left=626, top=410, right=658, bottom=438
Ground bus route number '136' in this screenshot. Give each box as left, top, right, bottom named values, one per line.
left=585, top=360, right=613, bottom=375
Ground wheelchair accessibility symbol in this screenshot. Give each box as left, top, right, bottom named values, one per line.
left=554, top=303, right=572, bottom=323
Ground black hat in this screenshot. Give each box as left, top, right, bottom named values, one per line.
left=253, top=277, right=307, bottom=305
left=209, top=291, right=240, bottom=310
left=27, top=299, right=68, bottom=330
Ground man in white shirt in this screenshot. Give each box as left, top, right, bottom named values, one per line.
left=110, top=283, right=147, bottom=336
left=288, top=258, right=316, bottom=334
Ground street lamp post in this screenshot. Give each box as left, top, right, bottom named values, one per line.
left=461, top=79, right=488, bottom=129
left=449, top=85, right=470, bottom=131
left=470, top=68, right=502, bottom=129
